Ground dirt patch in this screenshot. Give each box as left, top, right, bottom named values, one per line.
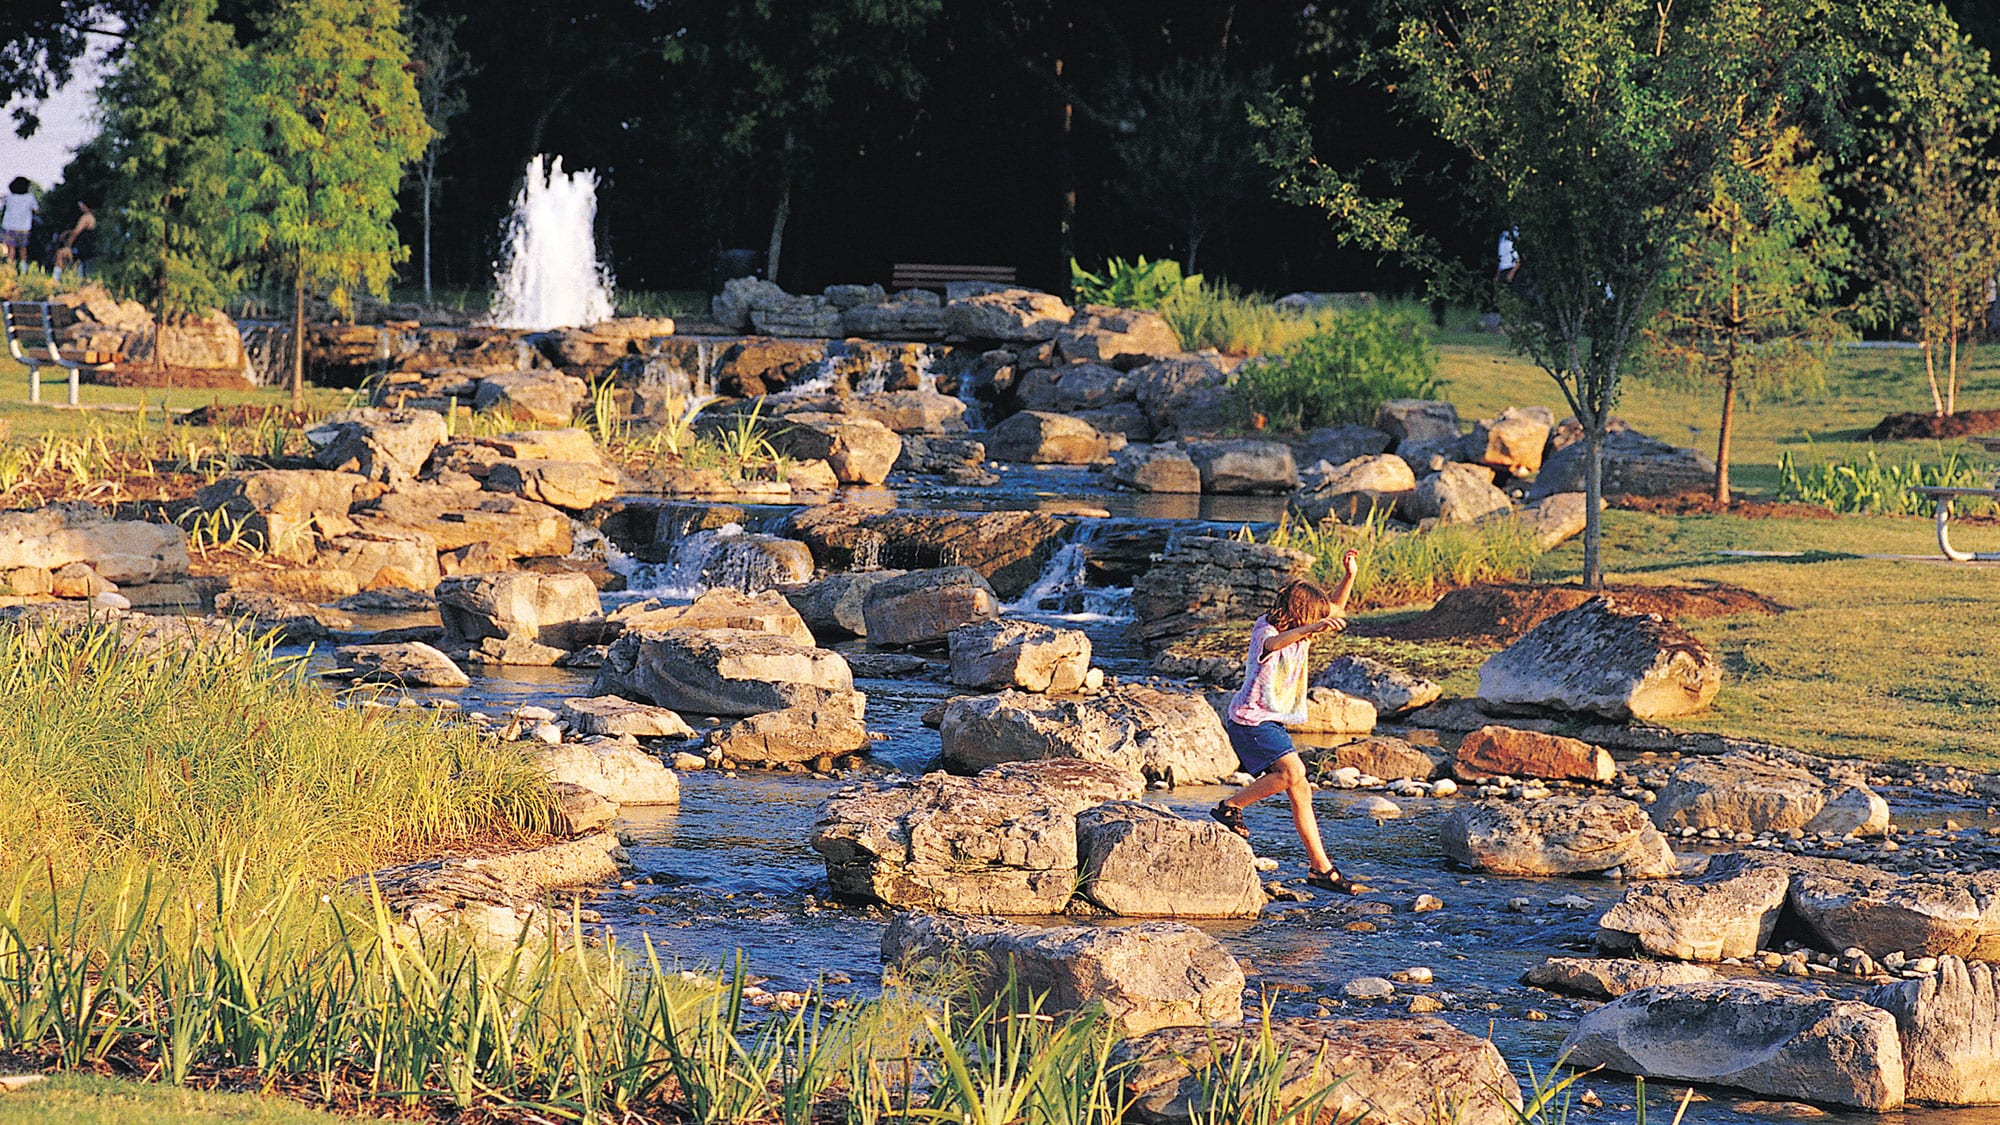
left=1616, top=491, right=1839, bottom=520
left=1866, top=409, right=2000, bottom=441
left=1358, top=581, right=1786, bottom=644
left=177, top=403, right=315, bottom=427
left=90, top=363, right=253, bottom=389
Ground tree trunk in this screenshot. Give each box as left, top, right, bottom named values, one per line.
left=1924, top=339, right=1946, bottom=417
left=1583, top=425, right=1604, bottom=590
left=766, top=130, right=794, bottom=283
left=1185, top=223, right=1202, bottom=274
left=1055, top=50, right=1076, bottom=271
left=1947, top=334, right=1960, bottom=416
left=421, top=155, right=435, bottom=304
left=290, top=268, right=305, bottom=413
left=1715, top=366, right=1736, bottom=507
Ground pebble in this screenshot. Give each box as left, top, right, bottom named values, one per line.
left=1505, top=897, right=1533, bottom=913
left=515, top=705, right=559, bottom=722
left=532, top=722, right=563, bottom=745
left=1342, top=977, right=1396, bottom=1000
left=1550, top=894, right=1593, bottom=911
left=1253, top=857, right=1280, bottom=873
left=1406, top=994, right=1446, bottom=1014
left=672, top=752, right=706, bottom=772
left=1732, top=1102, right=1828, bottom=1120
left=1343, top=921, right=1378, bottom=933
left=1430, top=778, right=1458, bottom=797
left=1329, top=767, right=1363, bottom=788
left=1525, top=1009, right=1548, bottom=1021
left=1410, top=894, right=1444, bottom=913
left=1353, top=795, right=1402, bottom=819
left=1390, top=967, right=1434, bottom=984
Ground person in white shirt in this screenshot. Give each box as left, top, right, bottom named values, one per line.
left=1, top=178, right=37, bottom=269
left=1496, top=227, right=1520, bottom=284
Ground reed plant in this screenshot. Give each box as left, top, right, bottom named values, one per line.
left=1774, top=444, right=1997, bottom=515
left=1263, top=510, right=1545, bottom=610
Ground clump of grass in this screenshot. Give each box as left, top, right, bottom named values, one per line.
left=1775, top=445, right=1996, bottom=515
left=0, top=619, right=553, bottom=879
left=1232, top=310, right=1441, bottom=431
left=1263, top=511, right=1545, bottom=610
left=1156, top=281, right=1356, bottom=356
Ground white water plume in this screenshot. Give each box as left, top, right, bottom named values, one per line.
left=488, top=155, right=616, bottom=330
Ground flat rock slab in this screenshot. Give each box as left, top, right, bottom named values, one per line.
left=882, top=911, right=1242, bottom=1034
left=1561, top=980, right=1906, bottom=1111
left=534, top=739, right=681, bottom=805
left=1522, top=957, right=1718, bottom=999
left=1312, top=655, right=1440, bottom=716
left=812, top=760, right=1145, bottom=914
left=612, top=588, right=815, bottom=647
left=1455, top=725, right=1613, bottom=783
left=1076, top=801, right=1264, bottom=918
left=1650, top=752, right=1887, bottom=836
left=940, top=684, right=1237, bottom=784
left=592, top=627, right=854, bottom=717
left=1441, top=795, right=1678, bottom=878
left=1789, top=861, right=2000, bottom=961
left=559, top=696, right=695, bottom=739
left=1117, top=1017, right=1523, bottom=1125
left=328, top=641, right=469, bottom=688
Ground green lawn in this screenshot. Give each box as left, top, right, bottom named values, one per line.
left=0, top=1075, right=347, bottom=1124
left=1433, top=330, right=2000, bottom=497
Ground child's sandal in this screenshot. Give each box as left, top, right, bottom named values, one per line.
left=1306, top=869, right=1367, bottom=895
left=1209, top=802, right=1249, bottom=838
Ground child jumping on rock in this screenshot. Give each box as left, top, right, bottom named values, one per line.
left=1211, top=548, right=1367, bottom=894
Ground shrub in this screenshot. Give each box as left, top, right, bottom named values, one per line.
left=1231, top=308, right=1440, bottom=431
left=1068, top=255, right=1201, bottom=309
left=1775, top=446, right=1997, bottom=515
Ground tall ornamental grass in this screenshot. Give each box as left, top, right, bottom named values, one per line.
left=1775, top=446, right=1997, bottom=515
left=0, top=618, right=554, bottom=879
left=1263, top=510, right=1545, bottom=609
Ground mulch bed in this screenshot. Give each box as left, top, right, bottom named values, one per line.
left=89, top=364, right=254, bottom=389
left=1616, top=491, right=1839, bottom=519
left=1355, top=580, right=1787, bottom=644
left=1866, top=409, right=2000, bottom=441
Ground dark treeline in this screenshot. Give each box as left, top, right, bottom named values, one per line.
left=8, top=0, right=2000, bottom=297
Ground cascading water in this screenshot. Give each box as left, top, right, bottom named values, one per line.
left=1004, top=523, right=1133, bottom=621
left=488, top=155, right=616, bottom=331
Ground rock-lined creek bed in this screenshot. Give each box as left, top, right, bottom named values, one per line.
left=289, top=595, right=2000, bottom=1125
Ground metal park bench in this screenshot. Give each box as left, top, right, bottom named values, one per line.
left=890, top=263, right=1018, bottom=294
left=2, top=301, right=119, bottom=406
left=1916, top=434, right=2000, bottom=560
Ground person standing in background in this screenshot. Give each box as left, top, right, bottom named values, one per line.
left=53, top=203, right=95, bottom=281
left=0, top=178, right=37, bottom=270
left=1496, top=227, right=1521, bottom=284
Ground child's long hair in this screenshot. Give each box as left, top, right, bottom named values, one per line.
left=1269, top=578, right=1334, bottom=630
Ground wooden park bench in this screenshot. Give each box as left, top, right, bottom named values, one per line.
left=2, top=301, right=119, bottom=406
left=891, top=263, right=1017, bottom=295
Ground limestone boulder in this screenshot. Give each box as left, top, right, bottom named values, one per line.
left=593, top=627, right=854, bottom=717
left=779, top=572, right=904, bottom=641
left=1649, top=752, right=1886, bottom=836
left=1465, top=406, right=1554, bottom=474
left=316, top=530, right=441, bottom=591
left=1057, top=305, right=1180, bottom=363
left=985, top=411, right=1117, bottom=465
left=1868, top=955, right=2000, bottom=1105
left=1131, top=357, right=1229, bottom=435
left=1304, top=736, right=1449, bottom=781
left=474, top=370, right=589, bottom=426
left=534, top=739, right=680, bottom=805
left=1521, top=958, right=1717, bottom=999
left=484, top=459, right=620, bottom=510
left=558, top=696, right=695, bottom=739
left=1529, top=425, right=1718, bottom=501
left=1517, top=492, right=1590, bottom=549
left=842, top=295, right=946, bottom=338
left=895, top=435, right=985, bottom=476
left=308, top=408, right=448, bottom=483
left=0, top=504, right=190, bottom=586
left=1376, top=399, right=1462, bottom=448
left=812, top=760, right=1145, bottom=913
left=1560, top=981, right=1905, bottom=1111
left=710, top=277, right=789, bottom=331
left=948, top=619, right=1091, bottom=694
left=787, top=506, right=1069, bottom=600
left=1312, top=655, right=1439, bottom=716
left=1596, top=853, right=1792, bottom=961
left=710, top=696, right=869, bottom=765
left=1291, top=454, right=1417, bottom=524
left=660, top=530, right=814, bottom=594
left=1118, top=1018, right=1523, bottom=1125
left=749, top=293, right=842, bottom=336
left=1106, top=444, right=1201, bottom=493
left=611, top=589, right=814, bottom=646
left=194, top=470, right=367, bottom=562
left=1075, top=802, right=1264, bottom=918
left=1301, top=424, right=1393, bottom=468
left=940, top=684, right=1237, bottom=784
left=327, top=642, right=469, bottom=688
left=1440, top=795, right=1678, bottom=878
left=436, top=572, right=601, bottom=649
left=942, top=289, right=1074, bottom=342
left=1454, top=725, right=1614, bottom=783
left=883, top=911, right=1241, bottom=1034
left=1404, top=463, right=1513, bottom=525
left=1477, top=597, right=1722, bottom=721
left=1132, top=535, right=1311, bottom=649
left=1807, top=784, right=1892, bottom=837
left=766, top=413, right=902, bottom=485
left=1788, top=862, right=2000, bottom=961
left=860, top=566, right=1000, bottom=648
left=1185, top=439, right=1297, bottom=494
left=838, top=390, right=967, bottom=435
left=354, top=485, right=573, bottom=558
left=1290, top=687, right=1377, bottom=735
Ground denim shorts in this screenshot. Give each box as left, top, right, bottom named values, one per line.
left=0, top=230, right=25, bottom=253
left=1224, top=720, right=1295, bottom=776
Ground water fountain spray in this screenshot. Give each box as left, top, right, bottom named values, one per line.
left=488, top=155, right=616, bottom=330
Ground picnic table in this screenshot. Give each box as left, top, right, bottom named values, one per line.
left=1914, top=432, right=2000, bottom=560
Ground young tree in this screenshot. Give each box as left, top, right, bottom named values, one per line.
left=1265, top=0, right=1875, bottom=587
left=1637, top=123, right=1851, bottom=504
left=1852, top=22, right=2000, bottom=418
left=92, top=0, right=244, bottom=322
left=231, top=0, right=430, bottom=408
left=1110, top=59, right=1269, bottom=272
left=404, top=1, right=473, bottom=305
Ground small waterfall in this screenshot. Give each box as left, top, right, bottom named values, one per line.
left=1005, top=523, right=1133, bottom=621
left=612, top=514, right=807, bottom=599
left=488, top=155, right=616, bottom=331
left=912, top=350, right=938, bottom=395
left=235, top=320, right=288, bottom=386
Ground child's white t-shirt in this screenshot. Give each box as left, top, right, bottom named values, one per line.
left=1, top=192, right=36, bottom=233
left=1227, top=616, right=1309, bottom=727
